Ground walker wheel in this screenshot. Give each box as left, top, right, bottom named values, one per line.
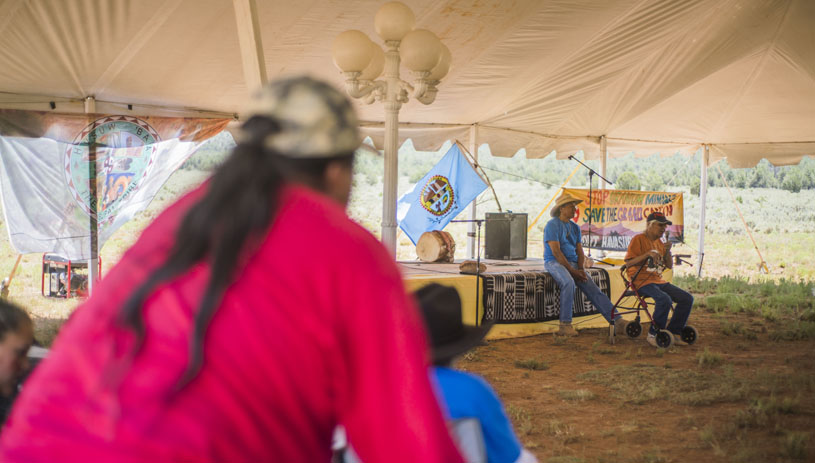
left=680, top=325, right=698, bottom=345
left=656, top=330, right=674, bottom=348
left=626, top=321, right=642, bottom=338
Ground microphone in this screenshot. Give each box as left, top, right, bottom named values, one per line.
left=568, top=155, right=574, bottom=160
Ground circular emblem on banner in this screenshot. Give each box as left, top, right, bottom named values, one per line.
left=421, top=175, right=455, bottom=216
left=64, top=116, right=160, bottom=224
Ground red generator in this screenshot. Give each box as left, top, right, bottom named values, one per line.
left=41, top=254, right=101, bottom=298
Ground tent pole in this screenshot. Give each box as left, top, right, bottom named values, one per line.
left=697, top=145, right=709, bottom=277
left=84, top=96, right=100, bottom=295
left=466, top=125, right=479, bottom=259
left=381, top=105, right=399, bottom=257
left=597, top=136, right=608, bottom=258
left=232, top=0, right=268, bottom=93
left=599, top=135, right=608, bottom=189
left=379, top=40, right=404, bottom=258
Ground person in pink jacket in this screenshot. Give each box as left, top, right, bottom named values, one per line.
left=0, top=76, right=463, bottom=463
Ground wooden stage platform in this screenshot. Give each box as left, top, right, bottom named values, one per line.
left=401, top=258, right=672, bottom=340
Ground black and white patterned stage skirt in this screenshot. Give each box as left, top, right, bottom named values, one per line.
left=481, top=268, right=611, bottom=323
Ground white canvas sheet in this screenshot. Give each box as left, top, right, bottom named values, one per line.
left=0, top=0, right=811, bottom=166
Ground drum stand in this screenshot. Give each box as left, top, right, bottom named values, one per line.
left=452, top=219, right=485, bottom=326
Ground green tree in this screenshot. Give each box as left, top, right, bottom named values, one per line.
left=749, top=160, right=779, bottom=188
left=782, top=170, right=804, bottom=193
left=690, top=177, right=701, bottom=196
left=615, top=171, right=641, bottom=190
left=642, top=170, right=664, bottom=191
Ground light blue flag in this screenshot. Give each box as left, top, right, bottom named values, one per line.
left=397, top=144, right=488, bottom=245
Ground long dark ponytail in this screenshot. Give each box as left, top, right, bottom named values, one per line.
left=116, top=76, right=360, bottom=391
left=118, top=116, right=284, bottom=389
left=118, top=115, right=353, bottom=390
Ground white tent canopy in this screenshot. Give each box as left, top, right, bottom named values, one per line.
left=0, top=0, right=813, bottom=167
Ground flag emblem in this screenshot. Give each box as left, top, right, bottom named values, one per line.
left=63, top=116, right=160, bottom=225
left=421, top=175, right=455, bottom=216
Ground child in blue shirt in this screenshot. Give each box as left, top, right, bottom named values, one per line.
left=416, top=284, right=538, bottom=463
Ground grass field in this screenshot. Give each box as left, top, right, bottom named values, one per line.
left=1, top=168, right=813, bottom=343
left=462, top=275, right=815, bottom=462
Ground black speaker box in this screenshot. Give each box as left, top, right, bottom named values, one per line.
left=485, top=212, right=527, bottom=260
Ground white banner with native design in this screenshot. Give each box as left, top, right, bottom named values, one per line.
left=0, top=110, right=229, bottom=260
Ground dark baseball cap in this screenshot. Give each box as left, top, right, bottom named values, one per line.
left=646, top=212, right=672, bottom=225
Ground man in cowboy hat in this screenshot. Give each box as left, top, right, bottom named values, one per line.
left=625, top=211, right=694, bottom=347
left=543, top=193, right=623, bottom=336
left=416, top=283, right=538, bottom=463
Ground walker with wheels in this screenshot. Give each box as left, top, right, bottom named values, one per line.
left=607, top=257, right=698, bottom=347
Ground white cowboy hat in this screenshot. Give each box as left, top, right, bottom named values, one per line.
left=550, top=193, right=583, bottom=217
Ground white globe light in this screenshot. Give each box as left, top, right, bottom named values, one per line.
left=427, top=43, right=451, bottom=81
left=359, top=45, right=385, bottom=81
left=331, top=30, right=374, bottom=72
left=375, top=2, right=415, bottom=41
left=399, top=29, right=442, bottom=72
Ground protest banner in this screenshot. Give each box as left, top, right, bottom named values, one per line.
left=561, top=188, right=684, bottom=251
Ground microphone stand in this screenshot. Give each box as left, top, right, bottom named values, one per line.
left=451, top=219, right=484, bottom=326
left=568, top=155, right=613, bottom=258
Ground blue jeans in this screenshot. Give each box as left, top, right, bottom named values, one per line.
left=544, top=261, right=616, bottom=324
left=637, top=282, right=694, bottom=335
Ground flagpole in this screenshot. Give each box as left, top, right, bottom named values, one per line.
left=455, top=140, right=501, bottom=212
left=466, top=126, right=478, bottom=259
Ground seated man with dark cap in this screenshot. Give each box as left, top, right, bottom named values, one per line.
left=416, top=284, right=538, bottom=463
left=624, top=211, right=694, bottom=347
left=544, top=192, right=623, bottom=336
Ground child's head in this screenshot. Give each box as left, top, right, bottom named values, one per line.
left=414, top=284, right=493, bottom=367
left=0, top=300, right=33, bottom=397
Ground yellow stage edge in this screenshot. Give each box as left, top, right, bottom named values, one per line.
left=403, top=266, right=672, bottom=340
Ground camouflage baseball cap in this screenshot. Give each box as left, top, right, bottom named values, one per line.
left=244, top=76, right=361, bottom=158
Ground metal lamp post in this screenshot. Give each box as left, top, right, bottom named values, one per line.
left=331, top=1, right=451, bottom=257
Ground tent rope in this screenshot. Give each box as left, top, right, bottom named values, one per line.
left=663, top=153, right=696, bottom=188
left=476, top=166, right=555, bottom=187
left=455, top=140, right=502, bottom=212
left=714, top=163, right=769, bottom=274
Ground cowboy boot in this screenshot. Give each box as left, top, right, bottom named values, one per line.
left=556, top=322, right=578, bottom=337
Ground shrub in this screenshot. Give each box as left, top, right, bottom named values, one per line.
left=557, top=389, right=595, bottom=402
left=505, top=404, right=534, bottom=435
left=720, top=321, right=744, bottom=336
left=780, top=431, right=808, bottom=459
left=769, top=321, right=815, bottom=341
left=514, top=359, right=549, bottom=371
left=697, top=348, right=723, bottom=367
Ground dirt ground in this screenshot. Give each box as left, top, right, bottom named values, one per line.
left=461, top=311, right=815, bottom=463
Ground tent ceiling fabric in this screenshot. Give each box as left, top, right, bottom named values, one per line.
left=0, top=0, right=812, bottom=166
